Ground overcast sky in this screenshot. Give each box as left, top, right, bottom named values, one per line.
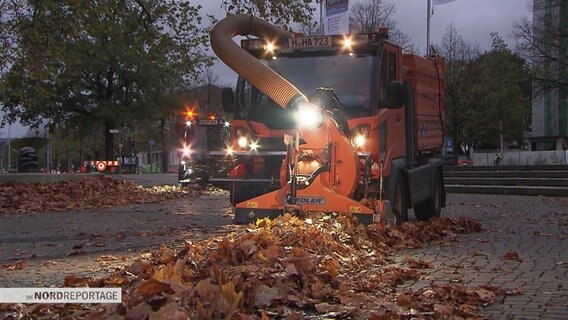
left=203, top=0, right=533, bottom=85
left=1, top=0, right=532, bottom=138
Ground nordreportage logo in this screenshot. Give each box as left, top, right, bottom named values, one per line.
left=0, top=288, right=122, bottom=304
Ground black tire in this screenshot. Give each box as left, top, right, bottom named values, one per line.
left=391, top=174, right=408, bottom=225
left=414, top=170, right=443, bottom=221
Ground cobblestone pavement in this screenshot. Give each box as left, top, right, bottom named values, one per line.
left=0, top=189, right=235, bottom=287
left=400, top=193, right=568, bottom=320
left=1, top=191, right=567, bottom=319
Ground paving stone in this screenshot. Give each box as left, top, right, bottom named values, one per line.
left=403, top=193, right=568, bottom=319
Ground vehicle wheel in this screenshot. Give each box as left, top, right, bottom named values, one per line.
left=414, top=170, right=443, bottom=221
left=391, top=174, right=408, bottom=226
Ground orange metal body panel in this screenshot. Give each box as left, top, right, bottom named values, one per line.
left=402, top=54, right=445, bottom=155
left=236, top=115, right=373, bottom=216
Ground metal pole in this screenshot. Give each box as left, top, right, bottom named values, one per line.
left=119, top=144, right=122, bottom=174
left=320, top=0, right=324, bottom=35
left=427, top=0, right=432, bottom=55
left=46, top=127, right=50, bottom=173
left=7, top=124, right=10, bottom=171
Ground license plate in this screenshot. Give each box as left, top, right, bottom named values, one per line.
left=288, top=36, right=332, bottom=49
left=198, top=119, right=220, bottom=125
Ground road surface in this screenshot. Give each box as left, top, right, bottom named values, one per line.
left=0, top=176, right=566, bottom=319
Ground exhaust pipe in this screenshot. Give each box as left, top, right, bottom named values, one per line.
left=210, top=14, right=307, bottom=109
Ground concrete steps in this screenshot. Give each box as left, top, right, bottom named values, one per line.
left=444, top=165, right=568, bottom=196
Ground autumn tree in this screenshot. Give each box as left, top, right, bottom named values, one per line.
left=0, top=0, right=213, bottom=160
left=473, top=33, right=531, bottom=152
left=436, top=24, right=480, bottom=155
left=514, top=0, right=568, bottom=93
left=349, top=0, right=416, bottom=53
left=222, top=0, right=317, bottom=29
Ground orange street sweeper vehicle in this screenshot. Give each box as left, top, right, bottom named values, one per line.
left=209, top=15, right=446, bottom=225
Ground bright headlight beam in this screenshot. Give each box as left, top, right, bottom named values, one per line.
left=343, top=37, right=353, bottom=50
left=250, top=141, right=259, bottom=151
left=265, top=42, right=276, bottom=53
left=237, top=136, right=248, bottom=148
left=295, top=102, right=323, bottom=129
left=354, top=135, right=366, bottom=147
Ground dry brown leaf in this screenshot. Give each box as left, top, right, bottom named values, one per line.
left=2, top=260, right=27, bottom=270
left=195, top=279, right=220, bottom=305
left=396, top=293, right=412, bottom=308
left=471, top=288, right=496, bottom=302
left=406, top=257, right=435, bottom=269
left=219, top=281, right=243, bottom=316
left=149, top=301, right=188, bottom=320
left=434, top=303, right=454, bottom=316
left=502, top=251, right=522, bottom=261
left=153, top=260, right=185, bottom=284
left=255, top=285, right=279, bottom=307
left=321, top=259, right=340, bottom=277
left=136, top=278, right=174, bottom=299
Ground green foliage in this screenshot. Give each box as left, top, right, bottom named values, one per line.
left=0, top=0, right=214, bottom=159
left=472, top=33, right=531, bottom=146
left=222, top=0, right=317, bottom=29
left=438, top=26, right=530, bottom=150
left=437, top=24, right=481, bottom=150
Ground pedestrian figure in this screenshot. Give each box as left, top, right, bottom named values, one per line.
left=494, top=153, right=501, bottom=166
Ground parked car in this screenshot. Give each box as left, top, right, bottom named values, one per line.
left=456, top=155, right=473, bottom=166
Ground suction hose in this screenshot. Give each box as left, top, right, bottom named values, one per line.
left=210, top=14, right=307, bottom=110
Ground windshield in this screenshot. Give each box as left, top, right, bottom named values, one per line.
left=237, top=54, right=378, bottom=129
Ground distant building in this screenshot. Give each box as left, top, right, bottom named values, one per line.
left=530, top=0, right=568, bottom=150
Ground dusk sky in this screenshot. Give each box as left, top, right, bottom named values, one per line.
left=1, top=0, right=532, bottom=138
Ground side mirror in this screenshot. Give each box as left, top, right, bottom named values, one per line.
left=381, top=81, right=404, bottom=109
left=221, top=87, right=235, bottom=113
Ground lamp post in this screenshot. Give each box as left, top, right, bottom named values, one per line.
left=7, top=124, right=10, bottom=171
left=46, top=126, right=51, bottom=173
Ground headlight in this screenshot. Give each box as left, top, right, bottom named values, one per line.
left=250, top=141, right=259, bottom=151
left=354, top=134, right=367, bottom=147
left=351, top=125, right=370, bottom=148
left=265, top=42, right=276, bottom=53
left=295, top=102, right=323, bottom=129
left=237, top=136, right=248, bottom=148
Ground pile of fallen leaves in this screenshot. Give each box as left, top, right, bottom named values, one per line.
left=0, top=176, right=199, bottom=214
left=0, top=212, right=520, bottom=319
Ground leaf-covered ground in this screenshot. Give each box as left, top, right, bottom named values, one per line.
left=0, top=176, right=200, bottom=214
left=1, top=211, right=522, bottom=319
